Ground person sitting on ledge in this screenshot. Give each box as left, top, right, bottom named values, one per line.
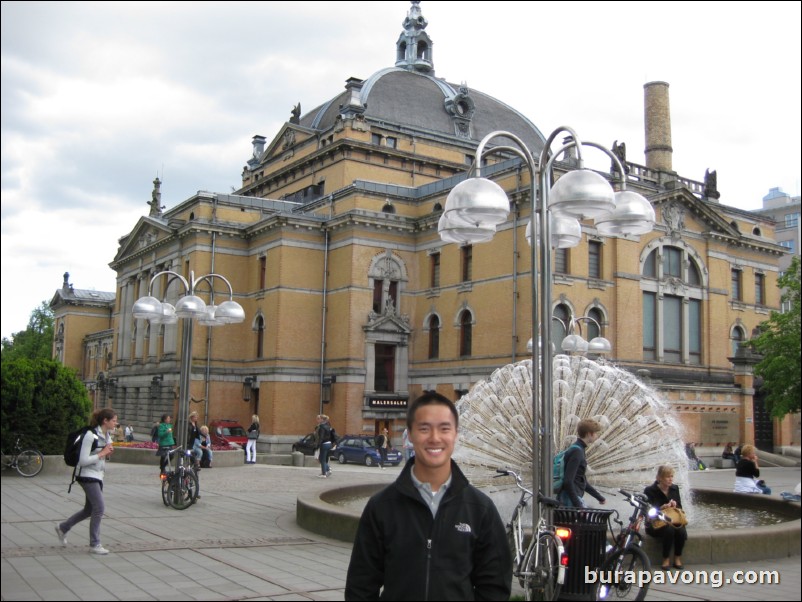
left=644, top=465, right=688, bottom=570
left=734, top=444, right=771, bottom=494
left=721, top=443, right=736, bottom=461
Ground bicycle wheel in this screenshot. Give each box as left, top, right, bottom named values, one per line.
left=167, top=470, right=199, bottom=510
left=524, top=532, right=561, bottom=601
left=594, top=546, right=650, bottom=601
left=161, top=475, right=171, bottom=506
left=15, top=450, right=44, bottom=477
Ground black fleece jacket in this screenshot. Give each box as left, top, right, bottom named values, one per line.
left=345, top=459, right=511, bottom=601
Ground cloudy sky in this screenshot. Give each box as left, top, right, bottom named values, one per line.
left=2, top=1, right=800, bottom=340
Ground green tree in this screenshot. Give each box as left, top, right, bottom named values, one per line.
left=1, top=358, right=91, bottom=455
left=752, top=256, right=801, bottom=419
left=1, top=301, right=55, bottom=362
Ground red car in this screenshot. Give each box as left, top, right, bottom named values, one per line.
left=208, top=419, right=248, bottom=448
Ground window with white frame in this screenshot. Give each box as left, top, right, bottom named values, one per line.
left=641, top=243, right=705, bottom=364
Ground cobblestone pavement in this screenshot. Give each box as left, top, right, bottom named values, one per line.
left=2, top=461, right=799, bottom=600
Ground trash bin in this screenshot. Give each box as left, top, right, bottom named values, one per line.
left=554, top=507, right=613, bottom=601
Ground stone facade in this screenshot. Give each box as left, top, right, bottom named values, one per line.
left=51, top=3, right=796, bottom=451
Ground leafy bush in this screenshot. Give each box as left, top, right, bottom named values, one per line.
left=1, top=358, right=91, bottom=455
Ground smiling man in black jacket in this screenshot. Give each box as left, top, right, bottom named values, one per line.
left=345, top=392, right=512, bottom=601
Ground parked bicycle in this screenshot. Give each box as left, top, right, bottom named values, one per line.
left=1, top=434, right=44, bottom=477
left=594, top=489, right=665, bottom=601
left=160, top=446, right=199, bottom=510
left=495, top=469, right=569, bottom=601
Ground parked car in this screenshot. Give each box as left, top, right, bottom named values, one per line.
left=335, top=435, right=402, bottom=466
left=292, top=433, right=317, bottom=455
left=208, top=419, right=248, bottom=448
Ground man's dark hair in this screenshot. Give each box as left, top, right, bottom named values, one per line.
left=407, top=391, right=459, bottom=430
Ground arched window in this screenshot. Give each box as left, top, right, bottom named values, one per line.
left=552, top=303, right=571, bottom=352
left=641, top=242, right=706, bottom=364
left=459, top=311, right=472, bottom=357
left=368, top=251, right=407, bottom=315
left=586, top=307, right=604, bottom=341
left=730, top=325, right=746, bottom=358
left=428, top=315, right=440, bottom=359
left=256, top=316, right=265, bottom=359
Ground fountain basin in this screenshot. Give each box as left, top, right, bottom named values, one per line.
left=297, top=484, right=801, bottom=563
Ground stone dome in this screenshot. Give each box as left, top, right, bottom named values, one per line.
left=297, top=2, right=546, bottom=158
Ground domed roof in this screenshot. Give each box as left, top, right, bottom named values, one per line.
left=297, top=2, right=546, bottom=158
left=299, top=68, right=546, bottom=157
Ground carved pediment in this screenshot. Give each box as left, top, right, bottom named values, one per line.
left=364, top=311, right=412, bottom=334
left=258, top=124, right=315, bottom=165
left=651, top=189, right=739, bottom=238
left=114, top=216, right=172, bottom=261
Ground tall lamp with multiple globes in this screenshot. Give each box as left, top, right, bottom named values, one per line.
left=132, top=270, right=245, bottom=449
left=438, top=127, right=655, bottom=526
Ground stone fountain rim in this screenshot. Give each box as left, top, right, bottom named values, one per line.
left=297, top=484, right=801, bottom=563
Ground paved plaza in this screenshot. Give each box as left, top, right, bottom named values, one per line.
left=2, top=460, right=800, bottom=601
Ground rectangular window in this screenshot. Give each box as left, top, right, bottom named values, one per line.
left=785, top=213, right=799, bottom=228
left=642, top=293, right=656, bottom=360
left=371, top=133, right=382, bottom=145
left=554, top=248, right=569, bottom=274
left=663, top=248, right=682, bottom=278
left=431, top=253, right=440, bottom=288
left=689, top=299, right=701, bottom=365
left=385, top=136, right=397, bottom=149
left=731, top=269, right=742, bottom=300
left=755, top=273, right=765, bottom=305
left=663, top=295, right=682, bottom=363
left=259, top=256, right=267, bottom=290
left=374, top=344, right=395, bottom=392
left=372, top=281, right=383, bottom=314
left=588, top=241, right=602, bottom=279
left=461, top=245, right=473, bottom=282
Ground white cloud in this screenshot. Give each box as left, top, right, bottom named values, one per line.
left=2, top=0, right=800, bottom=339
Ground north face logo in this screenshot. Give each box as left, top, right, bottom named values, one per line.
left=454, top=522, right=472, bottom=533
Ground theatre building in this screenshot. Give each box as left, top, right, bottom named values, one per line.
left=52, top=2, right=796, bottom=451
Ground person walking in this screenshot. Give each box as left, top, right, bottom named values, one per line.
left=401, top=427, right=414, bottom=463
left=246, top=415, right=260, bottom=464
left=156, top=414, right=175, bottom=475
left=375, top=427, right=389, bottom=469
left=55, top=408, right=117, bottom=555
left=557, top=418, right=607, bottom=508
left=314, top=414, right=333, bottom=478
left=345, top=392, right=511, bottom=600
left=124, top=424, right=134, bottom=442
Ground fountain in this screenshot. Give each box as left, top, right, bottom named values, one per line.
left=453, top=355, right=688, bottom=496
left=296, top=356, right=800, bottom=562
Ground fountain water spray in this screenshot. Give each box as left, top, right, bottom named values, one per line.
left=454, top=355, right=689, bottom=504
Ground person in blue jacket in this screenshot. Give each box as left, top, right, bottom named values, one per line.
left=345, top=392, right=511, bottom=601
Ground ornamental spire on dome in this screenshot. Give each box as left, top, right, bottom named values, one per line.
left=395, top=1, right=434, bottom=74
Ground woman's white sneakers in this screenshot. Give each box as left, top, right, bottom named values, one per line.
left=54, top=525, right=67, bottom=547
left=89, top=545, right=110, bottom=555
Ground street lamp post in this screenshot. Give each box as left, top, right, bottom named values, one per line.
left=439, top=127, right=654, bottom=526
left=133, top=270, right=245, bottom=449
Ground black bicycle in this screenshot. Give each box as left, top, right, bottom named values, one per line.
left=160, top=446, right=199, bottom=510
left=594, top=489, right=664, bottom=601
left=1, top=434, right=44, bottom=477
